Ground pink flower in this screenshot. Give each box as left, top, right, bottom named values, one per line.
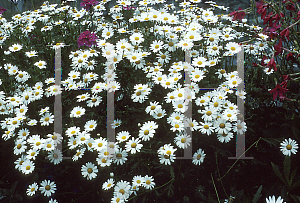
left=77, top=31, right=98, bottom=48
left=280, top=28, right=290, bottom=41
left=256, top=0, right=269, bottom=20
left=269, top=84, right=289, bottom=101
left=229, top=7, right=246, bottom=22
left=266, top=57, right=277, bottom=72
left=123, top=5, right=136, bottom=10
left=279, top=75, right=290, bottom=89
left=274, top=38, right=283, bottom=56
left=80, top=0, right=99, bottom=11
left=0, top=7, right=7, bottom=14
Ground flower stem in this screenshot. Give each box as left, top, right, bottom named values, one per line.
left=31, top=0, right=35, bottom=10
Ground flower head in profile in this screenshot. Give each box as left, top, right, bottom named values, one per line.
left=80, top=0, right=99, bottom=11
left=77, top=31, right=99, bottom=48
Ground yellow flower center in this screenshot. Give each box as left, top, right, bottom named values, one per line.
left=286, top=144, right=292, bottom=150
left=219, top=123, right=225, bottom=128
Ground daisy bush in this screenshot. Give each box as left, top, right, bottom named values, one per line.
left=0, top=0, right=299, bottom=202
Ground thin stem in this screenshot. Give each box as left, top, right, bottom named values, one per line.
left=13, top=4, right=20, bottom=13
left=31, top=0, right=35, bottom=10
left=219, top=137, right=262, bottom=181
left=211, top=173, right=220, bottom=203
left=215, top=154, right=229, bottom=200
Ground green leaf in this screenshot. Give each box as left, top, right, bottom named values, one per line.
left=10, top=181, right=18, bottom=194
left=252, top=185, right=262, bottom=203
left=291, top=126, right=300, bottom=141
left=271, top=162, right=286, bottom=184
left=261, top=138, right=278, bottom=147
left=170, top=166, right=175, bottom=180
left=290, top=194, right=300, bottom=203
left=155, top=190, right=160, bottom=196
left=290, top=167, right=297, bottom=183
left=283, top=156, right=291, bottom=188
left=291, top=179, right=300, bottom=190
left=167, top=182, right=174, bottom=197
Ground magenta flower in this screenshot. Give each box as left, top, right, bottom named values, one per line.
left=269, top=84, right=289, bottom=101
left=77, top=31, right=98, bottom=48
left=229, top=7, right=246, bottom=22
left=0, top=7, right=7, bottom=14
left=80, top=0, right=99, bottom=11
left=123, top=5, right=136, bottom=10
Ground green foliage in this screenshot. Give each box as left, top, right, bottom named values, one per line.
left=252, top=185, right=262, bottom=203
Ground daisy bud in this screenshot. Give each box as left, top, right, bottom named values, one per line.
left=110, top=172, right=114, bottom=177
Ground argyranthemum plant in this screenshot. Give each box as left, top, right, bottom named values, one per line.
left=1, top=0, right=289, bottom=202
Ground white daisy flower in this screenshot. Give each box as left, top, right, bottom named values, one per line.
left=39, top=180, right=57, bottom=197
left=9, top=43, right=22, bottom=52
left=192, top=148, right=206, bottom=165
left=125, top=137, right=143, bottom=154
left=47, top=149, right=63, bottom=165
left=70, top=106, right=86, bottom=118
left=217, top=132, right=234, bottom=143
left=102, top=178, right=115, bottom=190
left=116, top=131, right=131, bottom=142
left=84, top=120, right=97, bottom=132
left=27, top=182, right=38, bottom=196
left=266, top=195, right=286, bottom=203
left=174, top=132, right=192, bottom=149
left=280, top=138, right=298, bottom=156
left=21, top=159, right=35, bottom=175
left=143, top=175, right=155, bottom=190
left=81, top=162, right=98, bottom=180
